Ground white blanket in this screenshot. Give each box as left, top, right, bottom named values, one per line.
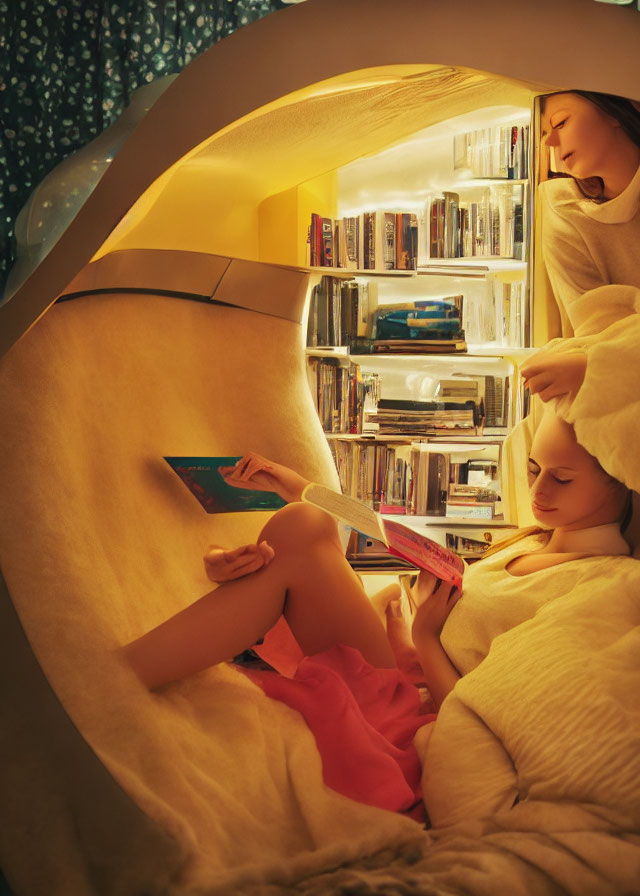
left=277, top=537, right=640, bottom=895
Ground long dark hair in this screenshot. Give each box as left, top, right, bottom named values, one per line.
left=542, top=90, right=640, bottom=201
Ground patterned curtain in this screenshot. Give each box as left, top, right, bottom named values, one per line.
left=0, top=0, right=284, bottom=298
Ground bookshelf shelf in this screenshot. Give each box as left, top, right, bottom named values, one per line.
left=417, top=259, right=527, bottom=273
left=307, top=259, right=528, bottom=282
left=381, top=514, right=514, bottom=529
left=455, top=177, right=529, bottom=187
left=307, top=267, right=415, bottom=278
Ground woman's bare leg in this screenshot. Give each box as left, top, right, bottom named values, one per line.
left=123, top=503, right=396, bottom=689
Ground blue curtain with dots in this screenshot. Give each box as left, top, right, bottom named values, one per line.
left=0, top=0, right=284, bottom=299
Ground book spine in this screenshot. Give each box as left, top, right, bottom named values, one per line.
left=443, top=192, right=459, bottom=258
left=334, top=220, right=342, bottom=268
left=362, top=212, right=374, bottom=269
left=426, top=452, right=449, bottom=516
left=384, top=212, right=396, bottom=270
left=429, top=200, right=439, bottom=258
left=343, top=217, right=359, bottom=269
left=321, top=217, right=334, bottom=266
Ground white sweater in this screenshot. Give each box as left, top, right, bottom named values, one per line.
left=539, top=165, right=640, bottom=336
left=441, top=525, right=630, bottom=676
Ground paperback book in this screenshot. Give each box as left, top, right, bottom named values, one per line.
left=164, top=457, right=287, bottom=513
left=300, top=482, right=465, bottom=586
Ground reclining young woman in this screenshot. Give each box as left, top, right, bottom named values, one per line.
left=123, top=408, right=633, bottom=817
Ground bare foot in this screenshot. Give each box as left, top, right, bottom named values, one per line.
left=369, top=583, right=402, bottom=624
left=369, top=580, right=434, bottom=701
left=384, top=596, right=426, bottom=686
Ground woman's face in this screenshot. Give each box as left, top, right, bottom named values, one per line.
left=542, top=93, right=621, bottom=181
left=527, top=413, right=626, bottom=531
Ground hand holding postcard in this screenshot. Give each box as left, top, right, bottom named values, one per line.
left=164, top=457, right=287, bottom=513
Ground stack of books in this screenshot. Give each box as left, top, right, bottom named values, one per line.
left=372, top=297, right=467, bottom=355
left=365, top=398, right=480, bottom=437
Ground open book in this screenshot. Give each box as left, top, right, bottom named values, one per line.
left=301, top=483, right=465, bottom=587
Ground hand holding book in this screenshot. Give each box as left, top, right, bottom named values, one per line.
left=409, top=573, right=462, bottom=709
left=408, top=573, right=462, bottom=629
left=217, top=453, right=310, bottom=504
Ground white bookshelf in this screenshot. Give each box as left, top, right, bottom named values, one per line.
left=305, top=103, right=534, bottom=566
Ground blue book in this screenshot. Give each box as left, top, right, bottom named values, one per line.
left=164, top=456, right=287, bottom=513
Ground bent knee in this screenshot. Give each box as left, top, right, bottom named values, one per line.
left=260, top=501, right=342, bottom=549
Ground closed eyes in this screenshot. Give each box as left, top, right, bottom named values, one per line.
left=527, top=462, right=572, bottom=485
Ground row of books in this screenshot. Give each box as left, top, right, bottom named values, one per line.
left=329, top=438, right=502, bottom=518
left=307, top=280, right=471, bottom=355
left=445, top=278, right=526, bottom=348
left=453, top=124, right=530, bottom=180
left=307, top=280, right=527, bottom=357
left=308, top=362, right=508, bottom=436
left=428, top=185, right=527, bottom=260
left=306, top=277, right=375, bottom=349
left=308, top=356, right=381, bottom=434
left=308, top=211, right=419, bottom=271
left=366, top=389, right=506, bottom=435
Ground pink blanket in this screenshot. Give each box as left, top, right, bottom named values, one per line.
left=245, top=643, right=434, bottom=820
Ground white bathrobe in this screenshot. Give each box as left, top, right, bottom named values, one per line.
left=503, top=167, right=640, bottom=527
